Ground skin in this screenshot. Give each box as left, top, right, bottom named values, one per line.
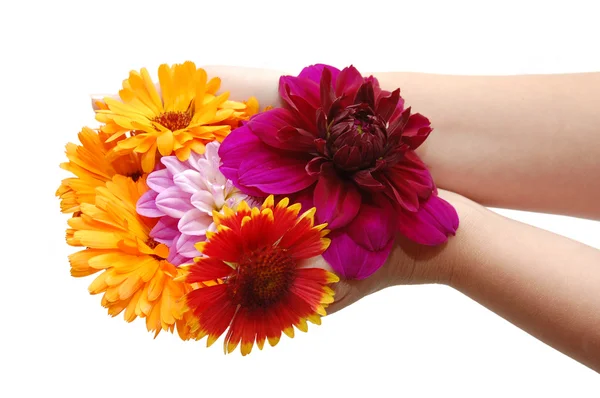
left=91, top=67, right=600, bottom=372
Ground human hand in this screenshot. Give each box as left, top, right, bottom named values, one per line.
left=315, top=189, right=482, bottom=314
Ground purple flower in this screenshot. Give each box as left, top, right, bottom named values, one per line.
left=137, top=141, right=251, bottom=266
left=219, top=64, right=459, bottom=280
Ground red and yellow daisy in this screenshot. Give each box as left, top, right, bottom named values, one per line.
left=95, top=61, right=259, bottom=172
left=56, top=127, right=142, bottom=214
left=185, top=195, right=339, bottom=355
left=66, top=174, right=200, bottom=340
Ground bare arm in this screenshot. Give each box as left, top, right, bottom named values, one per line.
left=326, top=191, right=600, bottom=373
left=201, top=67, right=600, bottom=219
left=374, top=72, right=600, bottom=220
left=449, top=197, right=600, bottom=372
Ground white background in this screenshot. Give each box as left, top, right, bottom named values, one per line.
left=1, top=0, right=599, bottom=396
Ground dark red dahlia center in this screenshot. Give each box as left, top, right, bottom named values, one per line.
left=228, top=246, right=296, bottom=310
left=152, top=111, right=192, bottom=131
left=325, top=105, right=387, bottom=171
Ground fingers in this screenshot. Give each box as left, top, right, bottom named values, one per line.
left=324, top=279, right=356, bottom=315
left=297, top=255, right=356, bottom=315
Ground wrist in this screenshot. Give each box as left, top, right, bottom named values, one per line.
left=386, top=190, right=490, bottom=288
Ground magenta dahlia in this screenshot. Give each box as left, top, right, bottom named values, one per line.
left=219, top=64, right=458, bottom=279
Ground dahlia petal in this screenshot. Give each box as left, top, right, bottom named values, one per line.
left=248, top=108, right=315, bottom=152
left=176, top=233, right=203, bottom=258
left=402, top=113, right=433, bottom=149
left=190, top=190, right=217, bottom=214
left=279, top=76, right=320, bottom=110
left=319, top=67, right=336, bottom=114
left=335, top=65, right=364, bottom=102
left=202, top=141, right=221, bottom=166
left=376, top=88, right=401, bottom=122
left=149, top=216, right=179, bottom=246
left=387, top=107, right=411, bottom=140
left=346, top=201, right=396, bottom=251
left=178, top=209, right=213, bottom=236
left=352, top=169, right=385, bottom=190
left=383, top=151, right=434, bottom=212
left=161, top=155, right=188, bottom=176
left=219, top=126, right=267, bottom=196
left=155, top=187, right=194, bottom=218
left=146, top=169, right=172, bottom=192
left=313, top=170, right=361, bottom=229
left=355, top=81, right=376, bottom=108
left=306, top=157, right=329, bottom=176
left=396, top=194, right=459, bottom=245
left=286, top=92, right=319, bottom=131
left=298, top=63, right=341, bottom=84
left=322, top=231, right=393, bottom=280
left=288, top=187, right=315, bottom=213
left=173, top=169, right=208, bottom=194
left=136, top=190, right=163, bottom=218
left=167, top=251, right=189, bottom=267
left=238, top=151, right=315, bottom=195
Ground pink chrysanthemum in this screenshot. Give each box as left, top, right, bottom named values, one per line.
left=136, top=141, right=253, bottom=265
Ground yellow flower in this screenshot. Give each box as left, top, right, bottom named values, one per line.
left=95, top=61, right=258, bottom=172
left=56, top=127, right=142, bottom=214
left=66, top=174, right=200, bottom=339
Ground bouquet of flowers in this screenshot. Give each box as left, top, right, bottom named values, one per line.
left=57, top=61, right=458, bottom=355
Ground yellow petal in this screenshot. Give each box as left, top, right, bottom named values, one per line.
left=157, top=130, right=174, bottom=156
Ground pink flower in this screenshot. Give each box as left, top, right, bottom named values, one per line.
left=137, top=141, right=251, bottom=265
left=219, top=64, right=458, bottom=279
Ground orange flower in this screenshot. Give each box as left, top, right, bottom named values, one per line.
left=185, top=195, right=339, bottom=355
left=66, top=174, right=199, bottom=339
left=95, top=61, right=259, bottom=172
left=56, top=127, right=142, bottom=214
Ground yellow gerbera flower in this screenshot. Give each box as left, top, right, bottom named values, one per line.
left=66, top=174, right=200, bottom=340
left=56, top=127, right=143, bottom=214
left=95, top=61, right=259, bottom=173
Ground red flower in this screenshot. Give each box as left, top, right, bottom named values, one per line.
left=185, top=195, right=339, bottom=355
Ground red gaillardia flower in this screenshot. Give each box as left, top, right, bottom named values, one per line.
left=185, top=195, right=339, bottom=355
left=219, top=64, right=458, bottom=280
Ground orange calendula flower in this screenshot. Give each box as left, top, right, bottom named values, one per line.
left=185, top=195, right=339, bottom=355
left=66, top=174, right=199, bottom=340
left=95, top=61, right=259, bottom=173
left=56, top=127, right=142, bottom=214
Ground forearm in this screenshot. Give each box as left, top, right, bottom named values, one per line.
left=373, top=72, right=600, bottom=220
left=435, top=204, right=600, bottom=372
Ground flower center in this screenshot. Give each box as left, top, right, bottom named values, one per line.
left=326, top=104, right=387, bottom=171
left=152, top=111, right=193, bottom=132
left=145, top=237, right=166, bottom=260
left=228, top=246, right=296, bottom=310
left=128, top=170, right=142, bottom=182
left=146, top=238, right=160, bottom=249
